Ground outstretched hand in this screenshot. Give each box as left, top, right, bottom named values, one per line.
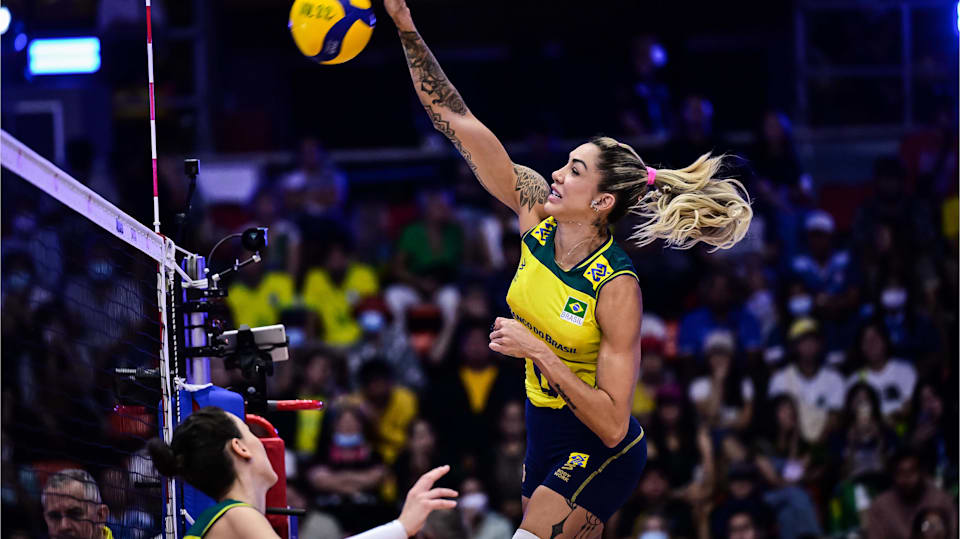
left=397, top=465, right=458, bottom=537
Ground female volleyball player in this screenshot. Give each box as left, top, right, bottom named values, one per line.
left=384, top=2, right=752, bottom=537
left=148, top=407, right=457, bottom=538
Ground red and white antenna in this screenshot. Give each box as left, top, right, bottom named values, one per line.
left=145, top=0, right=160, bottom=233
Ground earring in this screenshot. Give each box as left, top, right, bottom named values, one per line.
left=590, top=200, right=600, bottom=213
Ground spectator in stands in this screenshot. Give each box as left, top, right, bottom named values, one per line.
left=709, top=461, right=772, bottom=539
left=791, top=210, right=859, bottom=354
left=393, top=418, right=445, bottom=500
left=751, top=395, right=824, bottom=539
left=301, top=235, right=379, bottom=347
left=768, top=318, right=845, bottom=443
left=899, top=99, right=959, bottom=201
left=451, top=162, right=505, bottom=277
left=744, top=261, right=779, bottom=345
left=677, top=272, right=763, bottom=364
left=385, top=188, right=463, bottom=334
left=632, top=316, right=673, bottom=426
left=688, top=330, right=754, bottom=450
left=853, top=157, right=939, bottom=256
left=646, top=386, right=716, bottom=535
left=100, top=468, right=154, bottom=539
left=344, top=359, right=418, bottom=466
left=860, top=269, right=942, bottom=368
left=293, top=349, right=342, bottom=459
left=280, top=138, right=347, bottom=219
left=865, top=449, right=957, bottom=539
left=349, top=297, right=425, bottom=391
left=751, top=110, right=803, bottom=188
left=63, top=243, right=143, bottom=350
left=663, top=95, right=720, bottom=168
left=907, top=380, right=957, bottom=485
left=727, top=511, right=763, bottom=539
left=491, top=400, right=525, bottom=526
left=754, top=394, right=817, bottom=487
left=846, top=320, right=917, bottom=424
left=458, top=476, right=513, bottom=539
left=825, top=382, right=898, bottom=536
left=224, top=251, right=295, bottom=329
left=243, top=188, right=302, bottom=277
left=419, top=508, right=469, bottom=539
left=307, top=404, right=389, bottom=535
left=614, top=35, right=671, bottom=137
left=350, top=200, right=396, bottom=267
left=838, top=382, right=898, bottom=483
left=613, top=460, right=696, bottom=539
left=761, top=279, right=818, bottom=368
left=633, top=512, right=670, bottom=539
left=42, top=469, right=112, bottom=539
left=423, top=319, right=522, bottom=475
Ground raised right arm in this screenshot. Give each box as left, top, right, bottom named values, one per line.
left=386, top=0, right=549, bottom=232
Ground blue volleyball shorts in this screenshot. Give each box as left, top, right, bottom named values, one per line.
left=522, top=399, right=647, bottom=522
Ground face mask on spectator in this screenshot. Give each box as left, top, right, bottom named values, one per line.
left=333, top=432, right=364, bottom=448
left=788, top=294, right=812, bottom=316
left=881, top=287, right=907, bottom=311
left=459, top=492, right=488, bottom=512
left=359, top=311, right=386, bottom=333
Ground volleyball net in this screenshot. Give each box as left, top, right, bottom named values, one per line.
left=1, top=130, right=183, bottom=538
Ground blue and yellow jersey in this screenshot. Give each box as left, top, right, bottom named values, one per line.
left=184, top=499, right=251, bottom=539
left=506, top=217, right=638, bottom=409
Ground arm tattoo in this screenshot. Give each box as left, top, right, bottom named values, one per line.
left=514, top=164, right=549, bottom=211
left=398, top=31, right=468, bottom=116
left=423, top=104, right=478, bottom=173
left=555, top=383, right=578, bottom=411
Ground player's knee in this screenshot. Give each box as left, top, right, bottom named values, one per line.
left=513, top=529, right=542, bottom=539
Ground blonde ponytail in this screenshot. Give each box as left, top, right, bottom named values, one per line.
left=627, top=153, right=752, bottom=252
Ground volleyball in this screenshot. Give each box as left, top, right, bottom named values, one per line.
left=289, top=0, right=376, bottom=65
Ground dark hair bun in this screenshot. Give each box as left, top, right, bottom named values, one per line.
left=147, top=437, right=181, bottom=477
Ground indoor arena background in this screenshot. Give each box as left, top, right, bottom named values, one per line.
left=2, top=1, right=958, bottom=538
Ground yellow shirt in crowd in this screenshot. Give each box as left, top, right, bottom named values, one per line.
left=302, top=264, right=379, bottom=346
left=226, top=272, right=296, bottom=328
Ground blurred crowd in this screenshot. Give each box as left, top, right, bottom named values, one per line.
left=2, top=42, right=959, bottom=539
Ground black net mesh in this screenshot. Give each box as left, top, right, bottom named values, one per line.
left=2, top=172, right=165, bottom=539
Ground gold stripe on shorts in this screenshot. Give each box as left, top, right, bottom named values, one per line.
left=570, top=428, right=644, bottom=503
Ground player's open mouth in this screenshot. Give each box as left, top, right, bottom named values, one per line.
left=550, top=187, right=562, bottom=199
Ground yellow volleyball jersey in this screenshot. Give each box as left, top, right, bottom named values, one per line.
left=506, top=217, right=638, bottom=409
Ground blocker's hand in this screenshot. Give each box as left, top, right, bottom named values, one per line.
left=489, top=316, right=544, bottom=359
left=384, top=0, right=412, bottom=25
left=397, top=465, right=458, bottom=536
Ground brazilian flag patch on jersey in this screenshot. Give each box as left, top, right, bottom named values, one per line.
left=560, top=297, right=588, bottom=326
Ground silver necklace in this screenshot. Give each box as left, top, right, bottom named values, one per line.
left=555, top=233, right=602, bottom=270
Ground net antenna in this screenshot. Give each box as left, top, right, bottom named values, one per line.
left=145, top=0, right=160, bottom=233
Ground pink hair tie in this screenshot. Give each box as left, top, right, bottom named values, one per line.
left=646, top=167, right=657, bottom=185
